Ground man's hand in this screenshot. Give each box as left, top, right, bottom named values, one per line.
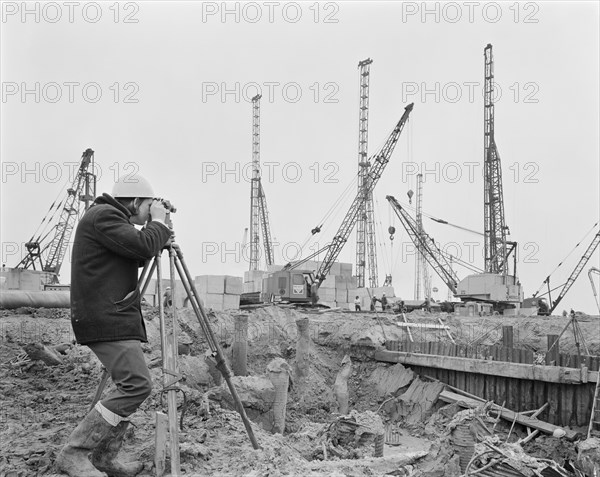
left=150, top=199, right=168, bottom=222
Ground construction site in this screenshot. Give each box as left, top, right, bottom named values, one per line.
left=2, top=7, right=600, bottom=477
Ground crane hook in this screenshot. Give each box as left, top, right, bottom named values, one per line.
left=388, top=225, right=396, bottom=241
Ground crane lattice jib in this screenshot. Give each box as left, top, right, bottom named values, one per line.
left=365, top=193, right=378, bottom=287
left=257, top=180, right=274, bottom=266
left=249, top=94, right=262, bottom=271
left=314, top=103, right=414, bottom=285
left=355, top=58, right=375, bottom=288
left=414, top=173, right=423, bottom=300
left=484, top=44, right=509, bottom=275
left=387, top=195, right=459, bottom=294
left=549, top=232, right=600, bottom=314
left=44, top=148, right=95, bottom=275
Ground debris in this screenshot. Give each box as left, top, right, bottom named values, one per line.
left=574, top=437, right=600, bottom=476
left=21, top=342, right=63, bottom=366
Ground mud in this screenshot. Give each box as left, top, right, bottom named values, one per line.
left=1, top=306, right=597, bottom=476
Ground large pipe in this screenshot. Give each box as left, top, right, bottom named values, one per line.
left=0, top=290, right=70, bottom=309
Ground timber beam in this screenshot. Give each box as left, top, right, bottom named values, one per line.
left=375, top=350, right=598, bottom=385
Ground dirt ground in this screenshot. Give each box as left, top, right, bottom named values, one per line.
left=1, top=305, right=599, bottom=476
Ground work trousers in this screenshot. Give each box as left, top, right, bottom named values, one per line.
left=88, top=339, right=152, bottom=417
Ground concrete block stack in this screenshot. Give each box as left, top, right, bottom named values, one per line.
left=194, top=275, right=243, bottom=311
left=243, top=270, right=267, bottom=293
left=237, top=260, right=396, bottom=310
left=144, top=278, right=189, bottom=308
left=288, top=260, right=357, bottom=309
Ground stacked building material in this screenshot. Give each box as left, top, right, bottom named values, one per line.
left=240, top=261, right=396, bottom=309
left=145, top=277, right=244, bottom=311
left=194, top=275, right=243, bottom=311
left=143, top=278, right=188, bottom=307
left=243, top=270, right=267, bottom=293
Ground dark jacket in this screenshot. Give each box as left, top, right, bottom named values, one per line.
left=70, top=194, right=171, bottom=344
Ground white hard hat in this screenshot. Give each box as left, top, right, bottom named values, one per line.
left=112, top=175, right=154, bottom=198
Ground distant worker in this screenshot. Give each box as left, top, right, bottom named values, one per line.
left=56, top=175, right=172, bottom=477
left=163, top=286, right=172, bottom=309
left=570, top=309, right=576, bottom=320
left=310, top=280, right=319, bottom=307
left=370, top=295, right=379, bottom=311
left=354, top=296, right=361, bottom=312
left=381, top=293, right=388, bottom=311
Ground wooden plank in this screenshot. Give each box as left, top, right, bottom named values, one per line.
left=456, top=344, right=466, bottom=392
left=395, top=323, right=451, bottom=330
left=581, top=356, right=599, bottom=426
left=465, top=345, right=474, bottom=395
left=503, top=326, right=514, bottom=349
left=484, top=345, right=494, bottom=402
left=574, top=354, right=586, bottom=427
left=520, top=349, right=534, bottom=413
left=439, top=390, right=581, bottom=441
left=374, top=350, right=597, bottom=384
left=474, top=346, right=485, bottom=400
left=447, top=343, right=455, bottom=388
left=560, top=353, right=575, bottom=427
left=154, top=411, right=168, bottom=477
left=511, top=348, right=522, bottom=413
left=546, top=335, right=559, bottom=366
left=430, top=342, right=440, bottom=381
left=547, top=335, right=560, bottom=424
left=497, top=346, right=508, bottom=409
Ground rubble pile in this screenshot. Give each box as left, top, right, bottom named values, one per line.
left=1, top=305, right=598, bottom=476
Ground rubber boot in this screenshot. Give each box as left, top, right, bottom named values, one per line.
left=56, top=408, right=112, bottom=477
left=91, top=421, right=143, bottom=477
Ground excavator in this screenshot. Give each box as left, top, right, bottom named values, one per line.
left=242, top=103, right=415, bottom=306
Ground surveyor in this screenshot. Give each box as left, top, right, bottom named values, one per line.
left=56, top=175, right=172, bottom=477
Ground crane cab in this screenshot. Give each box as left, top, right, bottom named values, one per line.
left=262, top=270, right=316, bottom=303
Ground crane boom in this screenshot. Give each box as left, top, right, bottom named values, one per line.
left=249, top=94, right=262, bottom=271
left=313, top=103, right=414, bottom=285
left=387, top=195, right=459, bottom=294
left=484, top=44, right=509, bottom=275
left=16, top=148, right=96, bottom=280
left=355, top=58, right=378, bottom=288
left=547, top=232, right=600, bottom=314
left=257, top=181, right=274, bottom=266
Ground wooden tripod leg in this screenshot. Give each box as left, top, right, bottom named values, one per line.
left=154, top=252, right=182, bottom=476
left=89, top=367, right=109, bottom=411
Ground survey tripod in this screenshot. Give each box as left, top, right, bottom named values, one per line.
left=91, top=219, right=260, bottom=476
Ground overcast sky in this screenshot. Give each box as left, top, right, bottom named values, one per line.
left=2, top=1, right=599, bottom=313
